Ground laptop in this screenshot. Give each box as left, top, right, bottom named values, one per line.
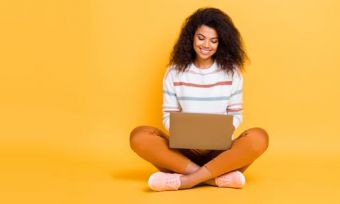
left=169, top=112, right=235, bottom=150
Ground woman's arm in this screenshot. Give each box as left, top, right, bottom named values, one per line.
left=227, top=71, right=243, bottom=129
left=162, top=68, right=181, bottom=131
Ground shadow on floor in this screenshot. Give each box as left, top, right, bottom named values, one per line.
left=111, top=168, right=153, bottom=182
left=112, top=167, right=257, bottom=182
left=111, top=167, right=258, bottom=193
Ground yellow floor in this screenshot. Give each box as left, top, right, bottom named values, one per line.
left=2, top=138, right=340, bottom=204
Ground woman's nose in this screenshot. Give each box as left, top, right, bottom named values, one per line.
left=203, top=40, right=210, bottom=48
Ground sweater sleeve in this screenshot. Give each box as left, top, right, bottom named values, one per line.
left=162, top=68, right=181, bottom=131
left=227, top=71, right=244, bottom=129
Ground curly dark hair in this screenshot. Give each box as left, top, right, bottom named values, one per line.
left=169, top=7, right=248, bottom=73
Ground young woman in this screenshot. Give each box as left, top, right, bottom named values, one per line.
left=130, top=7, right=269, bottom=191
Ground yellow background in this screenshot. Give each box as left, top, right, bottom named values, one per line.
left=1, top=0, right=340, bottom=203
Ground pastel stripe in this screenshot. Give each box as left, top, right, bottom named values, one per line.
left=227, top=108, right=243, bottom=112
left=174, top=81, right=232, bottom=88
left=230, top=89, right=242, bottom=97
left=163, top=90, right=176, bottom=96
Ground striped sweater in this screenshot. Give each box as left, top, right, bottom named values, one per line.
left=162, top=61, right=243, bottom=131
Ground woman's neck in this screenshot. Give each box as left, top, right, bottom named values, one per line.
left=194, top=58, right=214, bottom=69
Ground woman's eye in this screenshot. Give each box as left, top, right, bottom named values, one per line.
left=211, top=40, right=218, bottom=44
left=198, top=37, right=204, bottom=40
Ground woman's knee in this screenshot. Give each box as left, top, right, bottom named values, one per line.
left=130, top=126, right=148, bottom=150
left=129, top=125, right=160, bottom=151
left=244, top=127, right=269, bottom=154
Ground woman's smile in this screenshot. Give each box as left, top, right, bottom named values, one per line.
left=199, top=48, right=212, bottom=55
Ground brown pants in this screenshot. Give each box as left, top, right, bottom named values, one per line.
left=130, top=126, right=269, bottom=178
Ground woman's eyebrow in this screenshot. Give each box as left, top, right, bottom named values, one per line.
left=197, top=33, right=218, bottom=39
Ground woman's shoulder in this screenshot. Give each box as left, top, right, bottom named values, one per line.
left=229, top=65, right=243, bottom=80
left=163, top=64, right=177, bottom=80
left=233, top=68, right=243, bottom=79
left=231, top=68, right=243, bottom=85
left=218, top=65, right=243, bottom=80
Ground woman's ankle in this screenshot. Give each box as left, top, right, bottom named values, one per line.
left=183, top=161, right=200, bottom=174
left=179, top=175, right=195, bottom=189
left=204, top=179, right=217, bottom=186
left=179, top=166, right=213, bottom=189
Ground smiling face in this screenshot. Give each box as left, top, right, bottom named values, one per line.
left=193, top=25, right=219, bottom=64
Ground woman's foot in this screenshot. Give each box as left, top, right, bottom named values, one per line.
left=147, top=170, right=245, bottom=191
left=148, top=172, right=182, bottom=191
left=214, top=171, right=246, bottom=188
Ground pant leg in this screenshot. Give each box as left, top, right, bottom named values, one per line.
left=203, top=127, right=269, bottom=178
left=130, top=125, right=192, bottom=173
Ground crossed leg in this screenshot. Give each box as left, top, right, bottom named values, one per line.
left=130, top=125, right=269, bottom=189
